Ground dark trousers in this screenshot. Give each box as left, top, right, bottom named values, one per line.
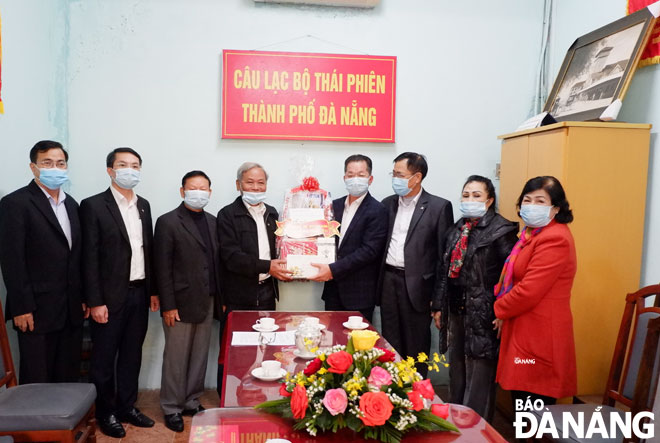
left=17, top=321, right=83, bottom=384
left=323, top=282, right=374, bottom=323
left=380, top=268, right=431, bottom=376
left=448, top=313, right=497, bottom=422
left=90, top=286, right=148, bottom=418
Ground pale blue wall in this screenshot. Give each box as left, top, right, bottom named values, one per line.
left=1, top=0, right=552, bottom=389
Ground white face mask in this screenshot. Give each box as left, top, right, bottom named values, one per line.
left=184, top=190, right=210, bottom=210
left=520, top=204, right=554, bottom=228
left=344, top=177, right=370, bottom=197
left=459, top=201, right=487, bottom=219
left=113, top=168, right=141, bottom=189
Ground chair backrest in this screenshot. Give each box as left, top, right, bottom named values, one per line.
left=0, top=299, right=17, bottom=389
left=603, top=284, right=660, bottom=409
left=631, top=316, right=660, bottom=415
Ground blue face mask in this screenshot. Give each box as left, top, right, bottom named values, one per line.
left=460, top=201, right=487, bottom=219
left=344, top=177, right=370, bottom=197
left=184, top=190, right=210, bottom=210
left=242, top=191, right=267, bottom=206
left=520, top=204, right=554, bottom=228
left=113, top=168, right=141, bottom=190
left=38, top=168, right=69, bottom=190
left=392, top=177, right=412, bottom=197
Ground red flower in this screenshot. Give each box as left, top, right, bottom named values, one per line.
left=406, top=391, right=424, bottom=411
left=303, top=358, right=322, bottom=376
left=359, top=391, right=394, bottom=426
left=413, top=379, right=435, bottom=400
left=326, top=351, right=353, bottom=374
left=431, top=403, right=450, bottom=419
left=290, top=385, right=308, bottom=419
left=279, top=383, right=291, bottom=397
left=375, top=347, right=396, bottom=362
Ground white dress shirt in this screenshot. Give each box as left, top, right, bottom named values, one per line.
left=244, top=201, right=271, bottom=281
left=38, top=184, right=72, bottom=249
left=110, top=186, right=145, bottom=281
left=385, top=189, right=422, bottom=268
left=338, top=193, right=367, bottom=248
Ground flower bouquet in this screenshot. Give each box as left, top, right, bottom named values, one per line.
left=255, top=330, right=459, bottom=442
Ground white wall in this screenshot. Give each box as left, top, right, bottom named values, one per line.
left=1, top=0, right=547, bottom=388
left=550, top=0, right=660, bottom=288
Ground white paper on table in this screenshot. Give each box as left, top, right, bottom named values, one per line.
left=231, top=330, right=296, bottom=346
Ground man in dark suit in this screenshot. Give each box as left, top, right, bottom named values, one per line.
left=0, top=140, right=86, bottom=384
left=380, top=152, right=453, bottom=372
left=80, top=147, right=159, bottom=438
left=155, top=170, right=222, bottom=433
left=216, top=162, right=293, bottom=397
left=311, top=154, right=388, bottom=323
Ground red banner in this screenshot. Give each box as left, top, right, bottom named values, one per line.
left=222, top=50, right=396, bottom=142
left=628, top=0, right=660, bottom=66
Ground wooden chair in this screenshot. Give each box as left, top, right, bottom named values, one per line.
left=532, top=284, right=660, bottom=443
left=0, top=299, right=97, bottom=443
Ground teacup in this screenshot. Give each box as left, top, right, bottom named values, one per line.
left=257, top=317, right=275, bottom=329
left=261, top=360, right=282, bottom=377
left=347, top=316, right=363, bottom=328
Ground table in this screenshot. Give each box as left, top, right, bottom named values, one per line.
left=189, top=406, right=508, bottom=442
left=220, top=310, right=390, bottom=408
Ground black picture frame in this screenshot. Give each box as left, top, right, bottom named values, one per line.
left=544, top=7, right=657, bottom=122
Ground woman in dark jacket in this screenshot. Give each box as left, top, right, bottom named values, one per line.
left=432, top=175, right=518, bottom=421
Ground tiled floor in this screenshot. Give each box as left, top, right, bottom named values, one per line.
left=95, top=390, right=220, bottom=443
left=95, top=387, right=516, bottom=442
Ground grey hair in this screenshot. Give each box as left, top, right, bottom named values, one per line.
left=236, top=162, right=269, bottom=181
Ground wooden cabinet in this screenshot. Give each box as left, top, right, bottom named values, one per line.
left=498, top=121, right=652, bottom=397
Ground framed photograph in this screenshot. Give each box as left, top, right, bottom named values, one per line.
left=544, top=7, right=657, bottom=122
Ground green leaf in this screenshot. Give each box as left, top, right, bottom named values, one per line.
left=345, top=412, right=362, bottom=432
left=254, top=398, right=289, bottom=410
left=416, top=410, right=460, bottom=433
left=346, top=336, right=355, bottom=354
left=316, top=410, right=332, bottom=430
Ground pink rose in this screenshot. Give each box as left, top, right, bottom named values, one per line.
left=431, top=403, right=450, bottom=419
left=413, top=379, right=435, bottom=400
left=322, top=388, right=348, bottom=416
left=367, top=366, right=392, bottom=389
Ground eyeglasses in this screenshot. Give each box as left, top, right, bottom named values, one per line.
left=389, top=171, right=414, bottom=179
left=37, top=160, right=68, bottom=169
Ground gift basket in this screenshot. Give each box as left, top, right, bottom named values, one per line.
left=276, top=176, right=340, bottom=279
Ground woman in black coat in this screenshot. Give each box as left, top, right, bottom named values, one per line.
left=432, top=175, right=518, bottom=421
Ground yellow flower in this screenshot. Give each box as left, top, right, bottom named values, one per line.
left=351, top=330, right=379, bottom=351
left=433, top=353, right=441, bottom=363
left=318, top=368, right=328, bottom=375
left=319, top=353, right=326, bottom=361
left=417, top=352, right=428, bottom=363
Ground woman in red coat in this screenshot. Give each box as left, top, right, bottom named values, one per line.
left=494, top=176, right=577, bottom=407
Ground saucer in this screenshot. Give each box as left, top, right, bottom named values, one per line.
left=252, top=324, right=279, bottom=332
left=251, top=367, right=287, bottom=381
left=343, top=321, right=368, bottom=330
left=293, top=349, right=317, bottom=360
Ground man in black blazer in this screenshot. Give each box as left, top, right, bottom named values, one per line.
left=154, top=170, right=222, bottom=433
left=380, top=152, right=453, bottom=373
left=311, top=154, right=388, bottom=323
left=80, top=147, right=159, bottom=438
left=0, top=140, right=85, bottom=384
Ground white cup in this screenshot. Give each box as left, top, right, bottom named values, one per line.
left=347, top=316, right=363, bottom=328
left=257, top=317, right=275, bottom=329
left=261, top=360, right=282, bottom=377
left=302, top=316, right=320, bottom=327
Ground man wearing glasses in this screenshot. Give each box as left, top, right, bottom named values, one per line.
left=310, top=154, right=388, bottom=323
left=380, top=152, right=453, bottom=375
left=0, top=140, right=86, bottom=384
left=80, top=147, right=159, bottom=438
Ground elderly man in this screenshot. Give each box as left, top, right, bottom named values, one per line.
left=155, top=170, right=222, bottom=433
left=0, top=140, right=86, bottom=384
left=216, top=163, right=292, bottom=396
